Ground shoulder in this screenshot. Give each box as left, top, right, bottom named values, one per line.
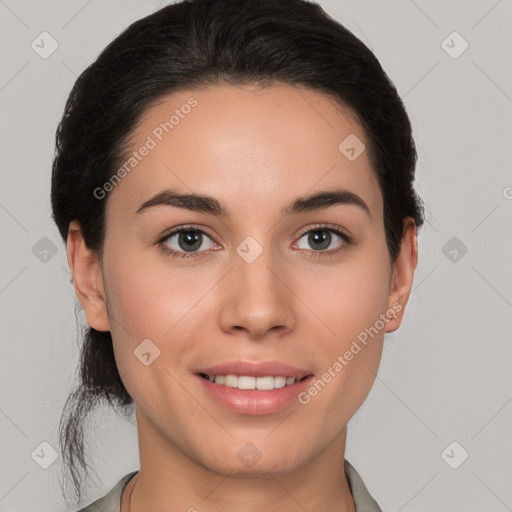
left=76, top=471, right=138, bottom=512
left=344, top=459, right=383, bottom=512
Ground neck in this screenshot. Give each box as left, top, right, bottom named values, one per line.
left=122, top=411, right=356, bottom=512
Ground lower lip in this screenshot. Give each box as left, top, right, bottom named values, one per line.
left=196, top=374, right=314, bottom=415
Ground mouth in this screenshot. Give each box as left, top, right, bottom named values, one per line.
left=194, top=360, right=315, bottom=415
left=198, top=373, right=311, bottom=390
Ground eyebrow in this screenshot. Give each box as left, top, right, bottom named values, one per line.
left=135, top=187, right=371, bottom=219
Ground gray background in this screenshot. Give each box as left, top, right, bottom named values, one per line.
left=0, top=0, right=511, bottom=511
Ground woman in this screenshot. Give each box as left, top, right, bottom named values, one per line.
left=51, top=0, right=424, bottom=510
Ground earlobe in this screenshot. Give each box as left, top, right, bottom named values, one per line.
left=385, top=217, right=419, bottom=333
left=66, top=220, right=111, bottom=332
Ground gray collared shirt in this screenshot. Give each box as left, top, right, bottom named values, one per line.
left=77, top=459, right=382, bottom=511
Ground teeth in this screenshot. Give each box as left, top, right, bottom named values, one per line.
left=207, top=374, right=298, bottom=390
left=256, top=376, right=275, bottom=390
left=274, top=376, right=287, bottom=389
left=224, top=375, right=238, bottom=387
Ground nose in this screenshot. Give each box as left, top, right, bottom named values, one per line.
left=217, top=237, right=296, bottom=340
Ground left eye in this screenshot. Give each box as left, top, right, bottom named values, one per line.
left=294, top=227, right=349, bottom=252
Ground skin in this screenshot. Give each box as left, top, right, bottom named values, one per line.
left=67, top=83, right=418, bottom=511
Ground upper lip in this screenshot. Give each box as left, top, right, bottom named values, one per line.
left=197, top=360, right=312, bottom=380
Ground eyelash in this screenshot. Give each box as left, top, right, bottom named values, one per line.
left=157, top=223, right=352, bottom=260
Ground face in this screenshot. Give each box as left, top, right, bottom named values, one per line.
left=70, top=83, right=417, bottom=478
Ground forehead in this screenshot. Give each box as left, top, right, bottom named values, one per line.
left=106, top=83, right=382, bottom=221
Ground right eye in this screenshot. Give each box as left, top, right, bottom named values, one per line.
left=158, top=226, right=220, bottom=259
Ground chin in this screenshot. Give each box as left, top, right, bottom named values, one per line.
left=197, top=441, right=311, bottom=478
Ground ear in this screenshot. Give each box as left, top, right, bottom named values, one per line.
left=67, top=220, right=111, bottom=332
left=385, top=217, right=419, bottom=333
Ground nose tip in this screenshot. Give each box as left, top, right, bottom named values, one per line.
left=218, top=243, right=296, bottom=339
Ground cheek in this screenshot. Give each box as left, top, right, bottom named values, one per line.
left=297, top=244, right=390, bottom=403
left=101, top=248, right=207, bottom=374
left=102, top=258, right=238, bottom=424
left=105, top=241, right=207, bottom=328
left=103, top=254, right=205, bottom=409
left=301, top=247, right=391, bottom=348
